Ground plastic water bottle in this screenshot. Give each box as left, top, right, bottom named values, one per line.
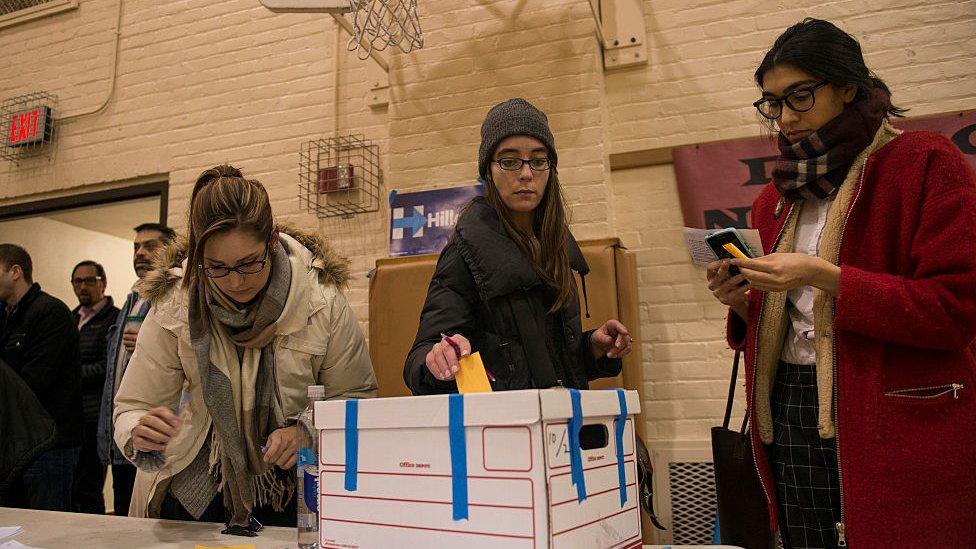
left=297, top=385, right=326, bottom=549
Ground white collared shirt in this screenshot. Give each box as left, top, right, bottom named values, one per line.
left=781, top=196, right=834, bottom=365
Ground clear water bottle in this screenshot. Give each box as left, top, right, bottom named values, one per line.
left=297, top=385, right=326, bottom=549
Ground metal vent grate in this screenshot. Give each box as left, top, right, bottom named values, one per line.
left=1, top=0, right=55, bottom=16
left=668, top=461, right=717, bottom=545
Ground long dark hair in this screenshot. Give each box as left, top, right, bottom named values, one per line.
left=483, top=167, right=573, bottom=314
left=755, top=18, right=906, bottom=117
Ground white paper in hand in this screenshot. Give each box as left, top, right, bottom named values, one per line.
left=682, top=227, right=764, bottom=267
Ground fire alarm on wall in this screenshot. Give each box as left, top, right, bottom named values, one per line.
left=299, top=134, right=382, bottom=218
left=317, top=164, right=355, bottom=192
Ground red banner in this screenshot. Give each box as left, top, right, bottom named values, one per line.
left=673, top=111, right=976, bottom=229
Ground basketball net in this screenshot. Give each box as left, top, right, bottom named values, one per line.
left=346, top=0, right=423, bottom=60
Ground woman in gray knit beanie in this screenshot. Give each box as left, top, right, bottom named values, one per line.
left=405, top=98, right=634, bottom=394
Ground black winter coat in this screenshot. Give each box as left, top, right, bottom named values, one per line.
left=405, top=197, right=621, bottom=395
left=0, top=358, right=56, bottom=499
left=71, top=297, right=119, bottom=423
left=0, top=284, right=82, bottom=447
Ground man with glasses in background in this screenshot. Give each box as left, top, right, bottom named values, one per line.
left=69, top=260, right=119, bottom=514
left=96, top=223, right=175, bottom=516
left=0, top=244, right=82, bottom=511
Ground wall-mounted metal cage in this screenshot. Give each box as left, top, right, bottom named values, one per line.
left=1, top=0, right=58, bottom=17
left=0, top=91, right=58, bottom=162
left=299, top=134, right=382, bottom=218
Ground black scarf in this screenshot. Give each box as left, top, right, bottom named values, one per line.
left=772, top=88, right=890, bottom=200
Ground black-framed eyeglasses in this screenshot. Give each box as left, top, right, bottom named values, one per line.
left=494, top=157, right=550, bottom=171
left=70, top=276, right=104, bottom=287
left=753, top=81, right=829, bottom=120
left=200, top=247, right=270, bottom=279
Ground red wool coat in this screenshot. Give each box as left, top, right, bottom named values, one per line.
left=728, top=130, right=976, bottom=548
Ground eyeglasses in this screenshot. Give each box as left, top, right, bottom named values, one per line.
left=71, top=276, right=104, bottom=287
left=200, top=248, right=269, bottom=279
left=753, top=81, right=830, bottom=120
left=494, top=157, right=550, bottom=171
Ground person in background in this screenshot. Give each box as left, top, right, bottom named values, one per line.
left=706, top=18, right=976, bottom=549
left=0, top=244, right=82, bottom=511
left=404, top=98, right=633, bottom=395
left=96, top=223, right=176, bottom=516
left=70, top=260, right=119, bottom=514
left=113, top=165, right=376, bottom=531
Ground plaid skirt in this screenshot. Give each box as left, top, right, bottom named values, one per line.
left=770, top=361, right=842, bottom=549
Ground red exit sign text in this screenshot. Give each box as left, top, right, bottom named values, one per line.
left=6, top=106, right=51, bottom=147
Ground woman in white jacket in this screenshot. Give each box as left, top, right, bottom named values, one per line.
left=113, top=165, right=376, bottom=533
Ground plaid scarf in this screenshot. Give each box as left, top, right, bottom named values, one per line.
left=188, top=239, right=293, bottom=530
left=772, top=88, right=890, bottom=200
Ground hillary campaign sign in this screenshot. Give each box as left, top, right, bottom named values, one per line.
left=672, top=111, right=976, bottom=229
left=389, top=184, right=483, bottom=256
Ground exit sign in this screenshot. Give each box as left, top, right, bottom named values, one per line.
left=6, top=106, right=51, bottom=147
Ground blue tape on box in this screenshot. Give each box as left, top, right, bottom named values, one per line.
left=568, top=389, right=586, bottom=502
left=449, top=393, right=469, bottom=520
left=614, top=388, right=628, bottom=507
left=344, top=399, right=359, bottom=492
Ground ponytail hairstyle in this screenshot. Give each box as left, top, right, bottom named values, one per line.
left=183, top=165, right=274, bottom=296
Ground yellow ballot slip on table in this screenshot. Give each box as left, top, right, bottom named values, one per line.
left=314, top=389, right=642, bottom=548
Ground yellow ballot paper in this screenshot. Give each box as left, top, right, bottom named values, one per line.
left=455, top=352, right=493, bottom=393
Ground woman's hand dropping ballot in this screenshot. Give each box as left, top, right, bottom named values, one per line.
left=425, top=333, right=472, bottom=381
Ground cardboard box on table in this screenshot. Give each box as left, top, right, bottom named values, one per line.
left=368, top=237, right=654, bottom=543
left=314, top=389, right=643, bottom=548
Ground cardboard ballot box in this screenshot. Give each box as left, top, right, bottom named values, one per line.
left=315, top=389, right=642, bottom=549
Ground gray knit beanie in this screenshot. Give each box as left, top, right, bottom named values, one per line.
left=478, top=98, right=557, bottom=180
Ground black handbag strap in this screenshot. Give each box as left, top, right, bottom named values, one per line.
left=723, top=350, right=750, bottom=435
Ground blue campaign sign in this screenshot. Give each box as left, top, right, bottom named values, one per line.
left=389, top=184, right=483, bottom=256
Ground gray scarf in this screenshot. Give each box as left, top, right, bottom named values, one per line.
left=188, top=239, right=294, bottom=529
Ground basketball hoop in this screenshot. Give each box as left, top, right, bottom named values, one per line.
left=260, top=0, right=422, bottom=68
left=345, top=0, right=423, bottom=60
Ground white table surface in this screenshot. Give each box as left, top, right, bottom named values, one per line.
left=0, top=508, right=293, bottom=549
left=0, top=508, right=741, bottom=549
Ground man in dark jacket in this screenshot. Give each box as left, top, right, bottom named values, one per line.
left=69, top=260, right=119, bottom=514
left=0, top=244, right=82, bottom=511
left=0, top=359, right=56, bottom=501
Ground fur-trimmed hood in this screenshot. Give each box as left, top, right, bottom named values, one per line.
left=139, top=223, right=351, bottom=305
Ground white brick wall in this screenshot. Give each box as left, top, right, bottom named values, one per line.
left=1, top=0, right=974, bottom=447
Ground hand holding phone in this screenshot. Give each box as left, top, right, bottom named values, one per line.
left=704, top=228, right=755, bottom=278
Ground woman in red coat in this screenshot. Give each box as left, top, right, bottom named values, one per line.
left=707, top=18, right=976, bottom=549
